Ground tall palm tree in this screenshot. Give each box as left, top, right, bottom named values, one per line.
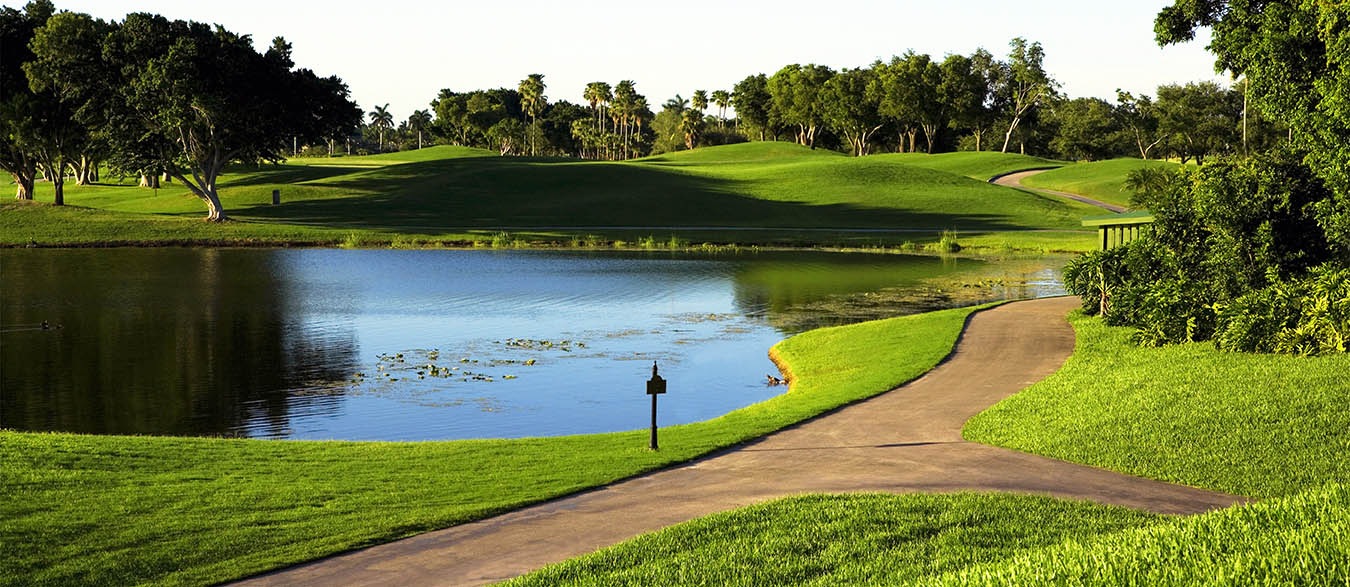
left=518, top=74, right=547, bottom=156
left=369, top=104, right=394, bottom=152
left=692, top=90, right=708, bottom=115
left=407, top=110, right=432, bottom=150
left=633, top=96, right=650, bottom=148
left=711, top=90, right=731, bottom=128
left=614, top=80, right=637, bottom=159
left=680, top=108, right=704, bottom=150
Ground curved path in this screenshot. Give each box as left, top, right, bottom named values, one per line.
left=993, top=169, right=1127, bottom=213
left=236, top=297, right=1243, bottom=587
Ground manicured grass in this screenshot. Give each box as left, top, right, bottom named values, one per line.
left=0, top=304, right=989, bottom=586
left=285, top=144, right=496, bottom=166
left=932, top=483, right=1350, bottom=586
left=1020, top=158, right=1184, bottom=209
left=507, top=493, right=1159, bottom=586
left=885, top=151, right=1063, bottom=181
left=3, top=142, right=1098, bottom=250
left=964, top=312, right=1350, bottom=499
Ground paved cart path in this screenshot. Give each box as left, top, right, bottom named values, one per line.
left=993, top=169, right=1127, bottom=213
left=236, top=297, right=1243, bottom=587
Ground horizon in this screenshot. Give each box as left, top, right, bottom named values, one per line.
left=28, top=0, right=1226, bottom=123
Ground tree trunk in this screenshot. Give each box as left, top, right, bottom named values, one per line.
left=13, top=173, right=34, bottom=200
left=52, top=175, right=63, bottom=206
left=139, top=173, right=161, bottom=189
left=1001, top=116, right=1024, bottom=153
left=973, top=129, right=983, bottom=152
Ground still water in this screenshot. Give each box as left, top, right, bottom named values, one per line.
left=1, top=249, right=1064, bottom=440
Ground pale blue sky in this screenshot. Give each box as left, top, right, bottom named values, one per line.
left=45, top=0, right=1225, bottom=122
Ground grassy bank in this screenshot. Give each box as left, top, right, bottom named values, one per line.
left=965, top=312, right=1350, bottom=499
left=3, top=143, right=1097, bottom=252
left=1020, top=158, right=1184, bottom=209
left=507, top=493, right=1158, bottom=586
left=0, top=304, right=989, bottom=586
left=511, top=310, right=1350, bottom=585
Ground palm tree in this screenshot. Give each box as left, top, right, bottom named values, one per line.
left=711, top=90, right=731, bottom=128
left=633, top=96, right=650, bottom=149
left=369, top=104, right=394, bottom=152
left=692, top=90, right=708, bottom=115
left=614, top=80, right=637, bottom=159
left=664, top=94, right=689, bottom=113
left=407, top=110, right=432, bottom=150
left=518, top=74, right=547, bottom=156
left=680, top=109, right=705, bottom=150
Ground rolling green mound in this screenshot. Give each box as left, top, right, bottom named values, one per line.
left=1021, top=158, right=1184, bottom=208
left=4, top=143, right=1097, bottom=249
left=885, top=151, right=1063, bottom=180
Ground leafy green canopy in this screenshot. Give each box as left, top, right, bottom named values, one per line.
left=25, top=11, right=361, bottom=221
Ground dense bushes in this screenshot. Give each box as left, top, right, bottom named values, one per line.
left=1065, top=147, right=1349, bottom=355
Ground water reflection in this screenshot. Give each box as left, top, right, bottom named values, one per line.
left=2, top=249, right=358, bottom=436
left=1, top=248, right=1064, bottom=441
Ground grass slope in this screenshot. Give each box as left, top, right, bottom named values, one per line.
left=508, top=493, right=1158, bottom=586
left=0, top=304, right=988, bottom=586
left=1021, top=158, right=1184, bottom=209
left=3, top=143, right=1097, bottom=251
left=932, top=484, right=1350, bottom=586
left=886, top=151, right=1063, bottom=181
left=964, top=312, right=1350, bottom=499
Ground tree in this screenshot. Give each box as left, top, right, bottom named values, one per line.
left=820, top=67, right=883, bottom=156
left=369, top=104, right=394, bottom=152
left=583, top=81, right=612, bottom=157
left=518, top=73, right=547, bottom=156
left=0, top=1, right=56, bottom=201
left=613, top=80, right=638, bottom=159
left=488, top=118, right=524, bottom=156
left=1050, top=97, right=1120, bottom=161
left=940, top=51, right=998, bottom=152
left=679, top=108, right=705, bottom=150
left=711, top=90, right=731, bottom=128
left=664, top=94, right=689, bottom=113
left=1155, top=82, right=1240, bottom=165
left=1115, top=90, right=1165, bottom=159
left=407, top=110, right=432, bottom=150
left=692, top=90, right=708, bottom=114
left=28, top=11, right=361, bottom=221
left=767, top=64, right=834, bottom=147
left=1155, top=0, right=1350, bottom=252
left=999, top=38, right=1057, bottom=153
left=876, top=53, right=940, bottom=153
left=733, top=74, right=773, bottom=140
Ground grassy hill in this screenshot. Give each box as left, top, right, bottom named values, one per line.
left=3, top=142, right=1098, bottom=251
left=1021, top=158, right=1185, bottom=209
left=886, top=151, right=1063, bottom=180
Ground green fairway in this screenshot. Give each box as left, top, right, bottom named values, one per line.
left=0, top=304, right=987, bottom=586
left=1020, top=158, right=1184, bottom=208
left=3, top=142, right=1098, bottom=252
left=507, top=493, right=1159, bottom=586
left=885, top=151, right=1063, bottom=180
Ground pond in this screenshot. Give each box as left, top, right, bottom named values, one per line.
left=1, top=248, right=1065, bottom=441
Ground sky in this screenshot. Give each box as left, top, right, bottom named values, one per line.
left=43, top=0, right=1226, bottom=122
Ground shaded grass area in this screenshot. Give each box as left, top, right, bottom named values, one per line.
left=508, top=493, right=1159, bottom=587
left=964, top=312, right=1350, bottom=499
left=510, top=310, right=1350, bottom=586
left=3, top=142, right=1098, bottom=250
left=0, top=304, right=987, bottom=586
left=1020, top=158, right=1184, bottom=209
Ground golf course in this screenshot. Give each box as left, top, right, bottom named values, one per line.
left=6, top=0, right=1350, bottom=585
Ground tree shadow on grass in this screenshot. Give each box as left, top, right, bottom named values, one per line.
left=228, top=157, right=1040, bottom=235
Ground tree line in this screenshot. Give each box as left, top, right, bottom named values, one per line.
left=392, top=38, right=1267, bottom=164
left=1, top=1, right=361, bottom=220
